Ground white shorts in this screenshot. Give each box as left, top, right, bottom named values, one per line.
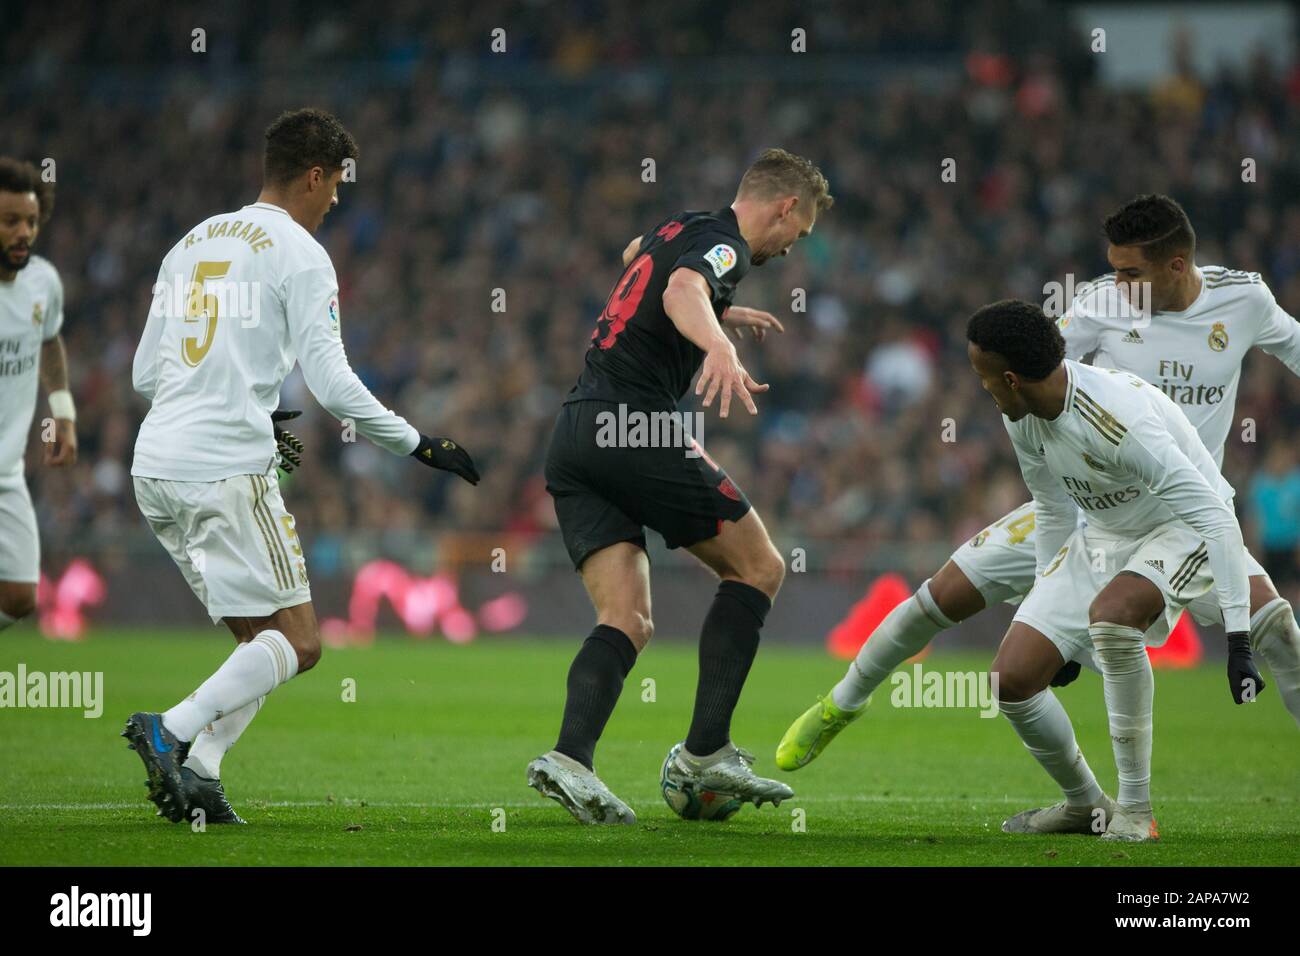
left=133, top=472, right=311, bottom=624
left=951, top=500, right=1266, bottom=616
left=1013, top=522, right=1265, bottom=664
left=950, top=500, right=1039, bottom=606
left=0, top=469, right=39, bottom=584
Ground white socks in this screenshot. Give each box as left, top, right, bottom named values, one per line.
left=998, top=689, right=1104, bottom=806
left=184, top=696, right=265, bottom=780
left=1090, top=622, right=1153, bottom=809
left=1251, top=598, right=1300, bottom=728
left=831, top=580, right=954, bottom=711
left=163, top=630, right=298, bottom=742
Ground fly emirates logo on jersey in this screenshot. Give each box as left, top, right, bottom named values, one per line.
left=1060, top=473, right=1143, bottom=513
left=0, top=337, right=37, bottom=378
left=1154, top=358, right=1227, bottom=407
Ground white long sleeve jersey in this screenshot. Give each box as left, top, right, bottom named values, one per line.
left=1059, top=267, right=1300, bottom=468
left=0, top=254, right=63, bottom=476
left=1006, top=360, right=1250, bottom=634
left=131, top=202, right=419, bottom=481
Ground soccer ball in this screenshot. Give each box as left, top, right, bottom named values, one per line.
left=659, top=742, right=745, bottom=821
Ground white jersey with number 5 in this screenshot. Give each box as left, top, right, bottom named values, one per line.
left=131, top=201, right=418, bottom=482
left=1059, top=267, right=1300, bottom=467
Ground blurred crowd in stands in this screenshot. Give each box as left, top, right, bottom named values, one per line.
left=6, top=1, right=1300, bottom=599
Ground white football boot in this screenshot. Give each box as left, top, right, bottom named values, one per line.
left=666, top=741, right=794, bottom=808
left=1101, top=804, right=1161, bottom=843
left=526, top=750, right=637, bottom=825
left=1002, top=793, right=1118, bottom=835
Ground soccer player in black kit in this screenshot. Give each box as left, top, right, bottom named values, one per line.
left=527, top=149, right=833, bottom=823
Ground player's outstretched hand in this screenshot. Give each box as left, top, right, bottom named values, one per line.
left=271, top=409, right=305, bottom=473
left=1226, top=633, right=1266, bottom=704
left=696, top=342, right=768, bottom=418
left=722, top=305, right=785, bottom=343
left=412, top=435, right=481, bottom=485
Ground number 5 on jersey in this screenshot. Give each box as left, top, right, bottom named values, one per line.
left=183, top=260, right=232, bottom=367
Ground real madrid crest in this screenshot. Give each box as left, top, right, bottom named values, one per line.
left=31, top=302, right=42, bottom=327
left=1208, top=321, right=1228, bottom=352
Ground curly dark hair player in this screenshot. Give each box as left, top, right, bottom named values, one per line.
left=964, top=298, right=1265, bottom=842
left=0, top=156, right=75, bottom=634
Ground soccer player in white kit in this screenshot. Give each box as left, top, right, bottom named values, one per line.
left=123, top=109, right=480, bottom=825
left=778, top=195, right=1300, bottom=786
left=0, top=158, right=78, bottom=630
left=964, top=300, right=1265, bottom=841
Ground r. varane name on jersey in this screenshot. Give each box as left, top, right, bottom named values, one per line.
left=132, top=202, right=419, bottom=482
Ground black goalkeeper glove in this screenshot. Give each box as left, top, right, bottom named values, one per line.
left=272, top=409, right=305, bottom=473
left=1226, top=632, right=1266, bottom=704
left=411, top=434, right=480, bottom=485
left=1049, top=660, right=1082, bottom=688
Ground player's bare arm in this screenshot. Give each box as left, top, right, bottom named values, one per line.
left=663, top=268, right=767, bottom=417
left=38, top=333, right=76, bottom=466
left=621, top=235, right=641, bottom=267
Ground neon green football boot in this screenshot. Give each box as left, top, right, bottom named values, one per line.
left=775, top=692, right=867, bottom=771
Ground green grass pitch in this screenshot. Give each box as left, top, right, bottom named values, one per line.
left=0, top=629, right=1295, bottom=866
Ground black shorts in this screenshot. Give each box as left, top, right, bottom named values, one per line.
left=544, top=399, right=752, bottom=570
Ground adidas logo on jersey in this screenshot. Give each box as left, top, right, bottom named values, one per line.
left=1122, top=328, right=1144, bottom=344
left=1145, top=559, right=1165, bottom=575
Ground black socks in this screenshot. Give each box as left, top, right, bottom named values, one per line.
left=554, top=624, right=638, bottom=770
left=554, top=582, right=771, bottom=769
left=685, top=580, right=771, bottom=757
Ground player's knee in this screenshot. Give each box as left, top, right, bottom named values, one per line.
left=927, top=564, right=984, bottom=623
left=992, top=666, right=1039, bottom=704
left=0, top=587, right=37, bottom=621
left=631, top=612, right=654, bottom=647
left=296, top=644, right=321, bottom=673
left=744, top=545, right=785, bottom=599
left=1249, top=576, right=1281, bottom=615
left=1088, top=594, right=1146, bottom=630
left=291, top=631, right=322, bottom=673
left=604, top=611, right=653, bottom=649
